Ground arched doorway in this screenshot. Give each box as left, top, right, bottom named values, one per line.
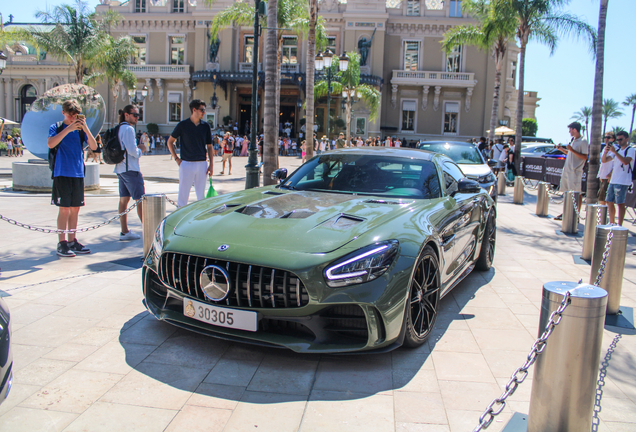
left=20, top=85, right=38, bottom=121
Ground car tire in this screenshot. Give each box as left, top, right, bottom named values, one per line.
left=403, top=245, right=440, bottom=348
left=476, top=209, right=496, bottom=271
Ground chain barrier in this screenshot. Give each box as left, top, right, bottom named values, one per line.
left=571, top=192, right=586, bottom=220
left=597, top=207, right=603, bottom=226
left=473, top=291, right=572, bottom=431
left=523, top=178, right=539, bottom=191
left=162, top=193, right=179, bottom=208
left=474, top=228, right=615, bottom=431
left=591, top=334, right=622, bottom=432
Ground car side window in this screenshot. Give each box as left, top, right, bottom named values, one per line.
left=442, top=161, right=465, bottom=196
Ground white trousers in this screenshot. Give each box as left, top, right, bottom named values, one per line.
left=178, top=161, right=208, bottom=207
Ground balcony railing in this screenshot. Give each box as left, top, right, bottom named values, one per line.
left=391, top=70, right=476, bottom=87
left=125, top=64, right=190, bottom=78
left=281, top=63, right=299, bottom=73
left=239, top=62, right=262, bottom=72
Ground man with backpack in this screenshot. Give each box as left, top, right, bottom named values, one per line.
left=115, top=105, right=146, bottom=241
left=603, top=131, right=635, bottom=226
left=47, top=100, right=97, bottom=257
left=167, top=99, right=214, bottom=207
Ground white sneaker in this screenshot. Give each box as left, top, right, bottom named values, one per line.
left=120, top=230, right=141, bottom=241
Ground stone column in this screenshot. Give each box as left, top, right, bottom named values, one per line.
left=145, top=78, right=154, bottom=102
left=5, top=78, right=13, bottom=120
left=0, top=79, right=6, bottom=118
left=433, top=86, right=441, bottom=112
left=421, top=85, right=430, bottom=111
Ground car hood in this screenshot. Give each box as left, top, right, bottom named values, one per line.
left=171, top=189, right=422, bottom=253
left=458, top=164, right=491, bottom=178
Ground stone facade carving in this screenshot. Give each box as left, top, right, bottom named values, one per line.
left=465, top=87, right=474, bottom=112
left=421, top=85, right=429, bottom=111
left=145, top=78, right=154, bottom=102
left=433, top=86, right=441, bottom=111
left=156, top=79, right=164, bottom=103
left=184, top=78, right=192, bottom=103
left=391, top=84, right=398, bottom=109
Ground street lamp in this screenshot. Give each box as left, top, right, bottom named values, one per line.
left=315, top=50, right=348, bottom=139
left=210, top=73, right=218, bottom=109
left=0, top=51, right=7, bottom=75
left=128, top=84, right=148, bottom=104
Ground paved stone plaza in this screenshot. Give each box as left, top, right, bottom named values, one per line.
left=0, top=151, right=635, bottom=432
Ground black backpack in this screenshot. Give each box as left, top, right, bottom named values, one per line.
left=102, top=124, right=127, bottom=165
left=49, top=121, right=86, bottom=179
left=621, top=146, right=636, bottom=181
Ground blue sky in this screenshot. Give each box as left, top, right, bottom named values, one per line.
left=4, top=0, right=635, bottom=143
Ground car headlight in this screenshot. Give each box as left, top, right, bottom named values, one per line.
left=152, top=219, right=166, bottom=257
left=324, top=240, right=399, bottom=288
left=478, top=173, right=496, bottom=184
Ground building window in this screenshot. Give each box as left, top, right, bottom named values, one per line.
left=402, top=100, right=416, bottom=132
left=168, top=92, right=182, bottom=122
left=443, top=102, right=459, bottom=134
left=449, top=0, right=462, bottom=17
left=136, top=92, right=145, bottom=123
left=244, top=36, right=254, bottom=63
left=135, top=0, right=146, bottom=13
left=404, top=41, right=419, bottom=71
left=172, top=0, right=184, bottom=13
left=446, top=45, right=461, bottom=73
left=282, top=36, right=298, bottom=64
left=326, top=36, right=337, bottom=53
left=132, top=36, right=147, bottom=65
left=356, top=118, right=367, bottom=136
left=170, top=36, right=185, bottom=65
left=406, top=0, right=420, bottom=16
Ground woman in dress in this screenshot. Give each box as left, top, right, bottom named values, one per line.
left=241, top=135, right=249, bottom=156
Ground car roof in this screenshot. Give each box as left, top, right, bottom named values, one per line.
left=420, top=140, right=476, bottom=148
left=324, top=147, right=439, bottom=162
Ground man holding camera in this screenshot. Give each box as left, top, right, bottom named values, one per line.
left=602, top=131, right=635, bottom=226
left=553, top=122, right=588, bottom=221
left=48, top=100, right=97, bottom=257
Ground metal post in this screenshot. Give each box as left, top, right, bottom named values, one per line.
left=581, top=204, right=608, bottom=260
left=497, top=172, right=506, bottom=195
left=561, top=191, right=579, bottom=234
left=142, top=194, right=166, bottom=258
left=527, top=282, right=607, bottom=432
left=513, top=177, right=524, bottom=204
left=590, top=225, right=628, bottom=315
left=244, top=0, right=261, bottom=190
left=536, top=181, right=549, bottom=217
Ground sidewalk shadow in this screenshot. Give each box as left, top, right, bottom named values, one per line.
left=115, top=284, right=470, bottom=402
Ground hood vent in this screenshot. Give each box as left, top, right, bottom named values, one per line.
left=280, top=210, right=316, bottom=219
left=210, top=203, right=243, bottom=214
left=330, top=214, right=365, bottom=230
left=263, top=191, right=284, bottom=196
left=364, top=199, right=404, bottom=205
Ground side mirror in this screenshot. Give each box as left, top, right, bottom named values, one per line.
left=487, top=159, right=498, bottom=168
left=271, top=168, right=288, bottom=183
left=455, top=178, right=481, bottom=195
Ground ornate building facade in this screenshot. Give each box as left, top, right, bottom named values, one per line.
left=2, top=0, right=540, bottom=140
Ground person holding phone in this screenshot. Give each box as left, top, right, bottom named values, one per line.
left=553, top=122, right=588, bottom=221
left=47, top=100, right=97, bottom=257
left=603, top=131, right=635, bottom=226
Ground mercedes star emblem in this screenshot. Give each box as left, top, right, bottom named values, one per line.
left=199, top=265, right=231, bottom=301
left=218, top=244, right=229, bottom=251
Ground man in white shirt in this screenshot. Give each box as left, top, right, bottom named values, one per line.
left=553, top=122, right=588, bottom=221
left=603, top=131, right=634, bottom=225
left=491, top=139, right=505, bottom=174
left=597, top=133, right=615, bottom=205
left=116, top=105, right=146, bottom=240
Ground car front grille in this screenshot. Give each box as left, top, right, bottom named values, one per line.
left=158, top=252, right=309, bottom=308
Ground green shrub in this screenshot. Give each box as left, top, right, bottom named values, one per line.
left=146, top=123, right=159, bottom=135
left=522, top=118, right=538, bottom=137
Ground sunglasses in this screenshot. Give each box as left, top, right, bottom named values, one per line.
left=616, top=138, right=625, bottom=142
left=197, top=108, right=206, bottom=112
left=130, top=113, right=140, bottom=118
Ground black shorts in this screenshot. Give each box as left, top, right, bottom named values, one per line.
left=51, top=176, right=85, bottom=207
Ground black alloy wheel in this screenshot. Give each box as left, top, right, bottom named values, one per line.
left=476, top=210, right=496, bottom=271
left=404, top=245, right=440, bottom=348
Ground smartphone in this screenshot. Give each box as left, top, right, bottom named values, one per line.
left=77, top=114, right=85, bottom=120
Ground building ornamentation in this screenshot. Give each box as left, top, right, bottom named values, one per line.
left=386, top=23, right=452, bottom=36
left=184, top=78, right=192, bottom=103
left=391, top=84, right=398, bottom=109
left=433, top=86, right=441, bottom=111
left=421, top=85, right=429, bottom=111
left=156, top=79, right=164, bottom=103
left=145, top=78, right=154, bottom=102
left=465, top=87, right=473, bottom=112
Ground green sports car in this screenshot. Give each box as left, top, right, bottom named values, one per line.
left=142, top=148, right=496, bottom=353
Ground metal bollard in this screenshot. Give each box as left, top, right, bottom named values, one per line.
left=497, top=172, right=506, bottom=195
left=513, top=177, right=524, bottom=204
left=527, top=282, right=607, bottom=432
left=590, top=225, right=628, bottom=315
left=536, top=182, right=549, bottom=216
left=561, top=191, right=580, bottom=234
left=142, top=194, right=166, bottom=258
left=581, top=204, right=608, bottom=261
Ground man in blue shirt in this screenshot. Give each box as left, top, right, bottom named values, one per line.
left=48, top=100, right=97, bottom=257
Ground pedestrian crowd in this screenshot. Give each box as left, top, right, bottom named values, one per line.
left=1, top=132, right=24, bottom=157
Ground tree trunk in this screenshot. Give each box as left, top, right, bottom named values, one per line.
left=345, top=90, right=352, bottom=145
left=112, top=84, right=119, bottom=128
left=586, top=0, right=609, bottom=204
left=602, top=117, right=607, bottom=138
left=276, top=38, right=281, bottom=150
left=585, top=118, right=589, bottom=142
left=629, top=105, right=635, bottom=137
left=514, top=37, right=527, bottom=175
left=305, top=0, right=317, bottom=160
left=488, top=53, right=504, bottom=144
left=262, top=0, right=279, bottom=186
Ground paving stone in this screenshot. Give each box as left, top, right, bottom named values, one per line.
left=13, top=358, right=76, bottom=387
left=186, top=383, right=245, bottom=410
left=223, top=391, right=306, bottom=432
left=63, top=402, right=176, bottom=432
left=164, top=404, right=232, bottom=432
left=74, top=340, right=157, bottom=375
left=247, top=355, right=318, bottom=396
left=0, top=407, right=77, bottom=432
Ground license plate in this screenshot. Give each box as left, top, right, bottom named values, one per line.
left=183, top=298, right=257, bottom=332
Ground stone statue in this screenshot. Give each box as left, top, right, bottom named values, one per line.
left=209, top=35, right=221, bottom=63
left=357, top=28, right=376, bottom=67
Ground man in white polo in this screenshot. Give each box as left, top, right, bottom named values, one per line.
left=603, top=131, right=635, bottom=226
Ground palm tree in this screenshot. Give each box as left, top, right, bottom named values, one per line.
left=602, top=98, right=623, bottom=137
left=83, top=35, right=137, bottom=128
left=314, top=52, right=380, bottom=145
left=510, top=0, right=596, bottom=173
left=304, top=0, right=318, bottom=161
left=586, top=0, right=608, bottom=205
left=570, top=106, right=592, bottom=141
left=441, top=0, right=517, bottom=144
left=611, top=126, right=625, bottom=135
left=263, top=0, right=279, bottom=186
left=623, top=93, right=636, bottom=136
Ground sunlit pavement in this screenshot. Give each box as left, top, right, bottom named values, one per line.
left=0, top=151, right=635, bottom=432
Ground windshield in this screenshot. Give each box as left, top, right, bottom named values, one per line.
left=418, top=142, right=485, bottom=165
left=280, top=154, right=441, bottom=199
